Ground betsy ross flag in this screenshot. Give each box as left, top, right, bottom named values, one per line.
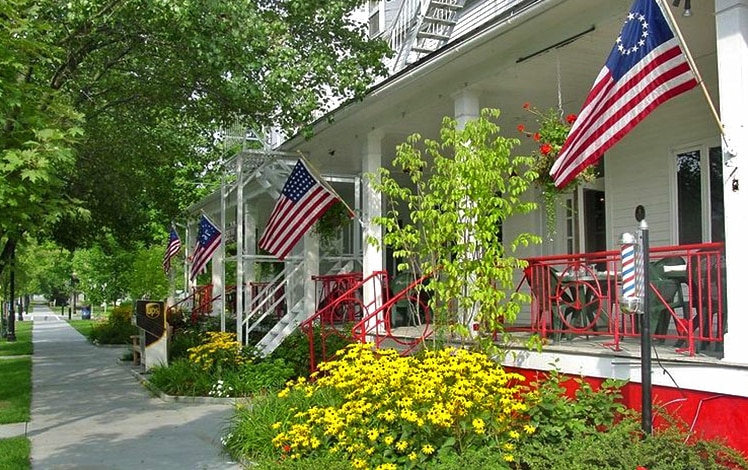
left=259, top=159, right=346, bottom=260
left=162, top=226, right=182, bottom=274
left=190, top=214, right=222, bottom=280
left=550, top=0, right=697, bottom=189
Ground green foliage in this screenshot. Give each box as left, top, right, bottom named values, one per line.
left=371, top=108, right=541, bottom=343
left=125, top=244, right=169, bottom=300
left=515, top=415, right=748, bottom=470
left=88, top=305, right=138, bottom=345
left=148, top=358, right=215, bottom=397
left=524, top=369, right=628, bottom=445
left=314, top=200, right=353, bottom=246
left=269, top=324, right=353, bottom=378
left=0, top=436, right=31, bottom=470
left=148, top=356, right=295, bottom=398
left=0, top=357, right=32, bottom=424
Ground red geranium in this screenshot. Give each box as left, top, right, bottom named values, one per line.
left=566, top=113, right=577, bottom=124
left=540, top=143, right=552, bottom=155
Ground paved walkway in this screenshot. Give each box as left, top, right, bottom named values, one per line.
left=10, top=304, right=242, bottom=470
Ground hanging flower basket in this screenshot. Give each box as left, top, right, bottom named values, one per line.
left=517, top=103, right=597, bottom=239
left=314, top=200, right=352, bottom=246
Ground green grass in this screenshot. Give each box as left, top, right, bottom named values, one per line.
left=0, top=436, right=31, bottom=470
left=0, top=358, right=32, bottom=424
left=67, top=319, right=96, bottom=339
left=0, top=321, right=32, bottom=356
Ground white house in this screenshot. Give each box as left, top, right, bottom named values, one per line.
left=180, top=0, right=748, bottom=452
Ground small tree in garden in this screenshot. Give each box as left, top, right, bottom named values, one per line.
left=370, top=108, right=541, bottom=345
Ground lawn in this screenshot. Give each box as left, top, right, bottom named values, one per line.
left=67, top=319, right=96, bottom=339
left=0, top=321, right=32, bottom=356
left=0, top=357, right=32, bottom=424
left=0, top=436, right=31, bottom=469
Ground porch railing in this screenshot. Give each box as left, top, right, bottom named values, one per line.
left=512, top=242, right=726, bottom=356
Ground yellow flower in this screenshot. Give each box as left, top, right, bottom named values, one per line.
left=374, top=464, right=397, bottom=470
left=523, top=424, right=537, bottom=434
left=271, top=422, right=281, bottom=430
left=352, top=458, right=367, bottom=469
left=503, top=454, right=515, bottom=462
left=367, top=429, right=380, bottom=441
left=395, top=440, right=409, bottom=452
left=384, top=435, right=395, bottom=445
left=408, top=452, right=418, bottom=461
left=422, top=444, right=435, bottom=455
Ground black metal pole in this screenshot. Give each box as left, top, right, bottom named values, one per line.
left=7, top=246, right=16, bottom=342
left=639, top=215, right=652, bottom=434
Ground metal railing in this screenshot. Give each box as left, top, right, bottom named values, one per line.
left=513, top=242, right=726, bottom=355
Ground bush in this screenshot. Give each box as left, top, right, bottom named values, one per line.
left=228, top=344, right=534, bottom=468
left=514, top=416, right=748, bottom=469
left=88, top=305, right=138, bottom=344
left=269, top=323, right=353, bottom=378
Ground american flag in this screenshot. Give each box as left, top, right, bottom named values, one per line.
left=550, top=0, right=697, bottom=189
left=190, top=214, right=222, bottom=280
left=259, top=159, right=342, bottom=260
left=162, top=226, right=182, bottom=274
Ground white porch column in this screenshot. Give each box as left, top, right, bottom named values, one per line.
left=716, top=0, right=748, bottom=363
left=453, top=89, right=481, bottom=331
left=303, top=232, right=320, bottom=317
left=363, top=130, right=385, bottom=330
left=211, top=243, right=224, bottom=330
left=453, top=88, right=480, bottom=130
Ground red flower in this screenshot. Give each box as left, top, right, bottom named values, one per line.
left=517, top=124, right=526, bottom=133
left=533, top=132, right=541, bottom=142
left=540, top=143, right=552, bottom=155
left=566, top=114, right=577, bottom=124
left=282, top=444, right=291, bottom=453
left=636, top=467, right=648, bottom=470
left=523, top=102, right=531, bottom=109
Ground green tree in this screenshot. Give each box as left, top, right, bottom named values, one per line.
left=1, top=0, right=390, bottom=277
left=371, top=109, right=541, bottom=344
left=125, top=245, right=169, bottom=300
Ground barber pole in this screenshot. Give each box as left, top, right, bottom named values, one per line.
left=620, top=232, right=639, bottom=313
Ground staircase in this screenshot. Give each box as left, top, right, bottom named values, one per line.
left=242, top=261, right=308, bottom=357
left=388, top=0, right=467, bottom=72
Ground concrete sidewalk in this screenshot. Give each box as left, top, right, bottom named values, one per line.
left=24, top=304, right=242, bottom=470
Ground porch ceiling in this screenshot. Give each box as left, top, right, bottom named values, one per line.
left=281, top=0, right=716, bottom=175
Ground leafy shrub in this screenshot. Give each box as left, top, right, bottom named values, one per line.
left=88, top=305, right=138, bottom=344
left=148, top=358, right=214, bottom=397
left=515, top=415, right=748, bottom=470
left=234, top=344, right=534, bottom=468
left=269, top=323, right=354, bottom=378
left=523, top=369, right=628, bottom=444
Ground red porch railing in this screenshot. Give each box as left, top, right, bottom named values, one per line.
left=302, top=271, right=434, bottom=374
left=512, top=242, right=725, bottom=356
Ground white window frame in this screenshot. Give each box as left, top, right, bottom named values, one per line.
left=670, top=139, right=722, bottom=244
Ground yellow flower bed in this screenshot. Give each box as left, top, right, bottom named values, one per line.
left=187, top=331, right=245, bottom=371
left=271, top=343, right=535, bottom=469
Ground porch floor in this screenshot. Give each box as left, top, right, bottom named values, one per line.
left=385, top=325, right=729, bottom=365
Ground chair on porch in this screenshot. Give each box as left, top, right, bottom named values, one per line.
left=649, top=256, right=687, bottom=340
left=523, top=264, right=576, bottom=342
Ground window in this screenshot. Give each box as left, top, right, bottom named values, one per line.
left=675, top=146, right=724, bottom=244
left=368, top=1, right=381, bottom=37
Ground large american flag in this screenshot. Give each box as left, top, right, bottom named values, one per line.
left=190, top=214, right=222, bottom=280
left=162, top=226, right=182, bottom=274
left=259, top=159, right=341, bottom=260
left=550, top=0, right=697, bottom=189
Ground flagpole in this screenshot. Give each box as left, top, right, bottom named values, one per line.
left=297, top=153, right=359, bottom=221
left=657, top=0, right=724, bottom=134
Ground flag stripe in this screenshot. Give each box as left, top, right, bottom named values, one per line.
left=549, top=0, right=698, bottom=189
left=162, top=227, right=182, bottom=274
left=258, top=159, right=347, bottom=260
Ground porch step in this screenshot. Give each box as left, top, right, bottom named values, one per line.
left=254, top=300, right=308, bottom=356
